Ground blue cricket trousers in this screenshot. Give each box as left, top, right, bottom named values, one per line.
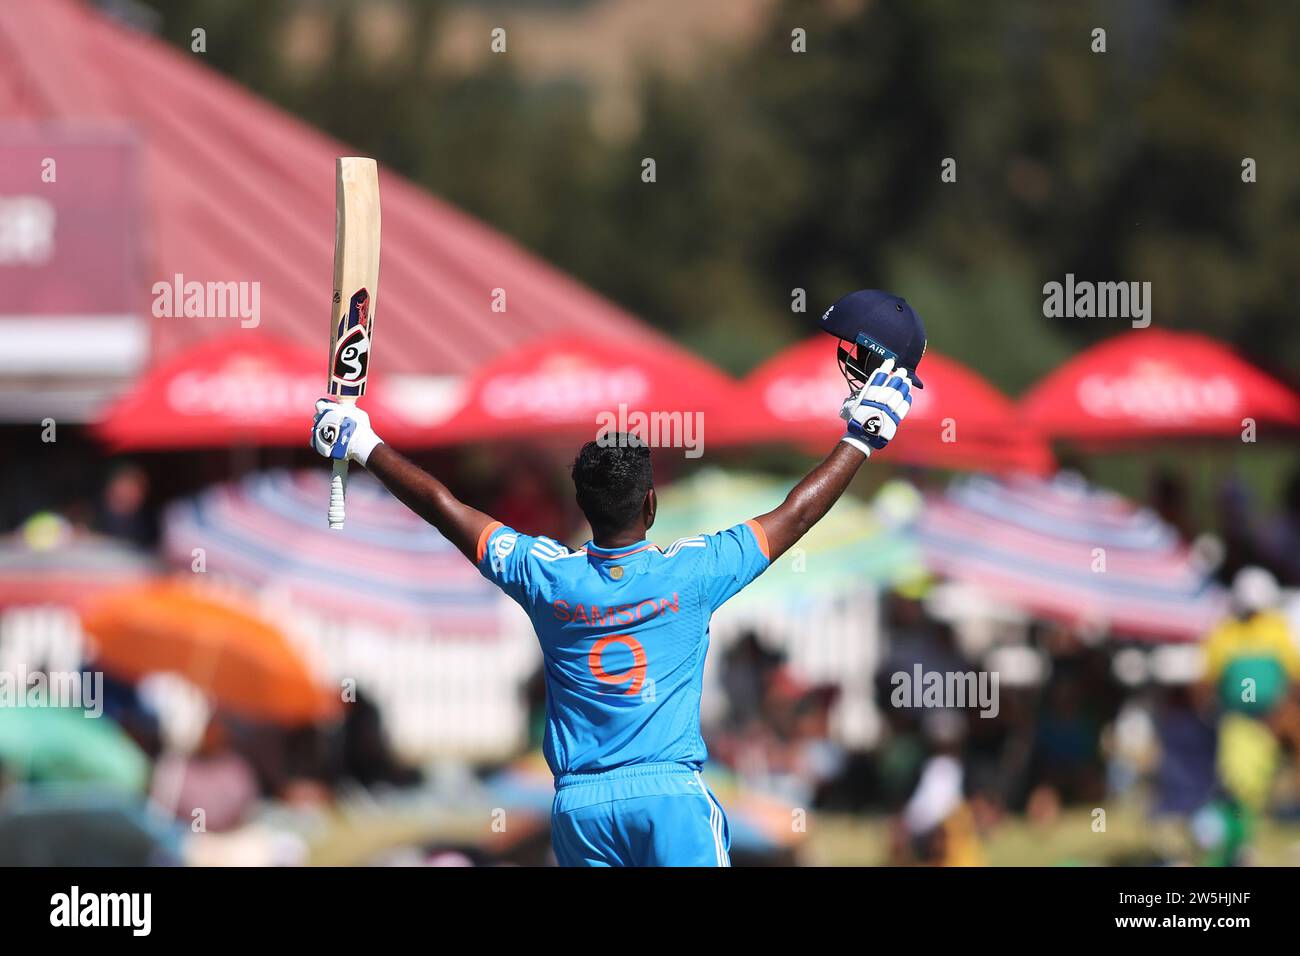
left=550, top=761, right=732, bottom=867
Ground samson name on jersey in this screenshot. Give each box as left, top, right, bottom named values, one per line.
left=476, top=520, right=771, bottom=776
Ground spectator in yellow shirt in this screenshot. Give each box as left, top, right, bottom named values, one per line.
left=1204, top=568, right=1299, bottom=717
left=1203, top=568, right=1299, bottom=814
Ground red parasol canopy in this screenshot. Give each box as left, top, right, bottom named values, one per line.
left=424, top=334, right=741, bottom=448
left=712, top=337, right=1054, bottom=474
left=1021, top=329, right=1300, bottom=442
left=93, top=333, right=415, bottom=450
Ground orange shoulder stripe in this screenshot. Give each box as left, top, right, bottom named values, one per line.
left=745, top=519, right=770, bottom=560
left=476, top=521, right=504, bottom=563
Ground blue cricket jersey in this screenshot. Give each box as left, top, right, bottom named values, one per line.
left=477, top=520, right=771, bottom=777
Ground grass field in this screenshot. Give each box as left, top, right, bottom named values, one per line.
left=296, top=798, right=1300, bottom=866
left=806, top=807, right=1300, bottom=867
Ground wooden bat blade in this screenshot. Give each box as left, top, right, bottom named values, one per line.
left=328, top=157, right=381, bottom=400
left=326, top=157, right=381, bottom=530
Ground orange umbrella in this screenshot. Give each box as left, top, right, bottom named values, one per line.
left=81, top=582, right=339, bottom=726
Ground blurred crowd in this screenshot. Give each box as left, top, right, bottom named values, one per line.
left=3, top=455, right=1300, bottom=866
left=690, top=462, right=1300, bottom=866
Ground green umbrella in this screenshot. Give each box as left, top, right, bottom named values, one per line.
left=648, top=468, right=922, bottom=607
left=0, top=791, right=182, bottom=866
left=0, top=706, right=149, bottom=793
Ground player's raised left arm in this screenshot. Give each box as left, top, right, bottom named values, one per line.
left=753, top=443, right=868, bottom=561
left=754, top=360, right=913, bottom=561
left=311, top=399, right=495, bottom=562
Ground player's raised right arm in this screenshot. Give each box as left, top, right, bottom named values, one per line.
left=311, top=400, right=495, bottom=562
left=753, top=360, right=913, bottom=561
left=365, top=445, right=496, bottom=563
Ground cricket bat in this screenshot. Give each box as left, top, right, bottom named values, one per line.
left=326, top=157, right=381, bottom=530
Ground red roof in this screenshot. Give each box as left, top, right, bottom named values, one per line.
left=1021, top=329, right=1300, bottom=442
left=0, top=0, right=662, bottom=376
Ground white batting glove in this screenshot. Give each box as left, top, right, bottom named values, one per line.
left=312, top=399, right=383, bottom=466
left=839, top=358, right=914, bottom=457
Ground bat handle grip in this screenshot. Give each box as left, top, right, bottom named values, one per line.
left=328, top=458, right=349, bottom=529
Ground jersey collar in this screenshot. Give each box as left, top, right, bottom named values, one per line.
left=584, top=539, right=657, bottom=560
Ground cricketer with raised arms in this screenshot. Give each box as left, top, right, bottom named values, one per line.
left=311, top=179, right=922, bottom=863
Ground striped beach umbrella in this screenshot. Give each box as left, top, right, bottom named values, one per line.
left=0, top=523, right=159, bottom=608
left=918, top=473, right=1226, bottom=640
left=162, top=470, right=501, bottom=633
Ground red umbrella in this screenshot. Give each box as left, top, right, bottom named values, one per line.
left=423, top=334, right=741, bottom=447
left=712, top=337, right=1054, bottom=474
left=93, top=333, right=414, bottom=450
left=1021, top=329, right=1300, bottom=443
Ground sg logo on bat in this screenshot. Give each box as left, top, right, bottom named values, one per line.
left=330, top=288, right=372, bottom=391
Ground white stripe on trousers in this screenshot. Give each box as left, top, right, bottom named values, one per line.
left=694, top=771, right=730, bottom=867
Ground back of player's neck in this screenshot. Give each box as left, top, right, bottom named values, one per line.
left=592, top=528, right=646, bottom=550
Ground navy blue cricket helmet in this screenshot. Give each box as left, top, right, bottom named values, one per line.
left=819, top=289, right=927, bottom=391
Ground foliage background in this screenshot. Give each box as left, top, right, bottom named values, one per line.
left=134, top=0, right=1299, bottom=391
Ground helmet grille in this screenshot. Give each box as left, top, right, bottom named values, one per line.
left=836, top=340, right=883, bottom=394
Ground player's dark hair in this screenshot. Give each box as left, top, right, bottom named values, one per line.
left=571, top=433, right=654, bottom=536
